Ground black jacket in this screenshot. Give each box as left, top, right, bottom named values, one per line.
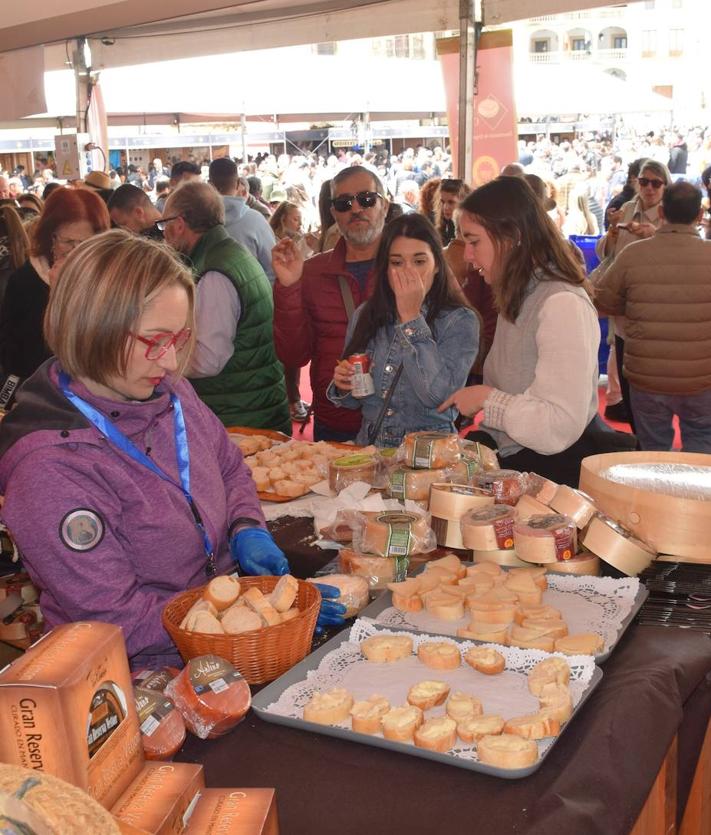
left=0, top=259, right=51, bottom=380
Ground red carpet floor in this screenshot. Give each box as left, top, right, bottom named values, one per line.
left=289, top=366, right=681, bottom=449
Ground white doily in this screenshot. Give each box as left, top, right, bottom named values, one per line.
left=264, top=620, right=597, bottom=768
left=370, top=575, right=640, bottom=655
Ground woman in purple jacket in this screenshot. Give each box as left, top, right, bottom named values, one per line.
left=0, top=230, right=342, bottom=668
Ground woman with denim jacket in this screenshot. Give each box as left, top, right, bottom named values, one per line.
left=327, top=213, right=479, bottom=447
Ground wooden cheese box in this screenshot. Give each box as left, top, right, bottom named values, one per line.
left=184, top=788, right=279, bottom=835
left=580, top=451, right=711, bottom=563
left=112, top=762, right=204, bottom=834
left=0, top=621, right=144, bottom=809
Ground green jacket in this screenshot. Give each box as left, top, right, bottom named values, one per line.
left=188, top=226, right=291, bottom=434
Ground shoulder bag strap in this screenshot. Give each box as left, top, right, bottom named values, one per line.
left=337, top=274, right=356, bottom=321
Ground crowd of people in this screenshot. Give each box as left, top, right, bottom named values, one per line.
left=0, top=124, right=710, bottom=666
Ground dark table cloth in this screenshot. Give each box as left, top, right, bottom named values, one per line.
left=175, top=515, right=711, bottom=834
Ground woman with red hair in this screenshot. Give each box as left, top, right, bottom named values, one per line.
left=0, top=187, right=110, bottom=402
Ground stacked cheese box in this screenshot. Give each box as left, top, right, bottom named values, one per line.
left=0, top=621, right=279, bottom=833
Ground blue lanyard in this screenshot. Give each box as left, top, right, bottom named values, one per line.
left=58, top=371, right=216, bottom=577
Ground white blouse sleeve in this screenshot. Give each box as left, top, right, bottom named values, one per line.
left=483, top=292, right=599, bottom=455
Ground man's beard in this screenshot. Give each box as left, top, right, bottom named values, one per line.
left=342, top=213, right=385, bottom=247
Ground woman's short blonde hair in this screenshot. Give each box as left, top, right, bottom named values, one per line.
left=45, top=229, right=196, bottom=385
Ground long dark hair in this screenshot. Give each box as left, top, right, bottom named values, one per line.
left=459, top=176, right=589, bottom=322
left=343, top=213, right=463, bottom=355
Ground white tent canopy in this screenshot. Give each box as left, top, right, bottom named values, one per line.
left=37, top=49, right=447, bottom=122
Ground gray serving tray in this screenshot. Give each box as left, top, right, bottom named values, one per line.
left=358, top=568, right=649, bottom=664
left=252, top=624, right=604, bottom=779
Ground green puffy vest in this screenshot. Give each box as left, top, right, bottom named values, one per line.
left=188, top=226, right=291, bottom=435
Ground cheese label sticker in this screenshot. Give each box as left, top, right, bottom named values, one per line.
left=134, top=687, right=176, bottom=736
left=492, top=517, right=515, bottom=549
left=389, top=470, right=407, bottom=499
left=187, top=655, right=242, bottom=695
left=412, top=436, right=437, bottom=469
left=60, top=508, right=105, bottom=552
left=378, top=513, right=415, bottom=557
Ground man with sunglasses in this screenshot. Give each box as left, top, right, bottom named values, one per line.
left=161, top=181, right=291, bottom=434
left=272, top=165, right=388, bottom=441
left=596, top=181, right=711, bottom=452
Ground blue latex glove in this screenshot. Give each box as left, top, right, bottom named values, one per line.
left=230, top=528, right=289, bottom=576
left=313, top=583, right=347, bottom=633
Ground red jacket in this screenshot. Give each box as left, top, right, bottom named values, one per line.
left=273, top=238, right=375, bottom=432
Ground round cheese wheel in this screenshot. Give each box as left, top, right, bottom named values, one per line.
left=165, top=655, right=251, bottom=740
left=524, top=473, right=559, bottom=505
left=429, top=483, right=494, bottom=518
left=549, top=486, right=598, bottom=529
left=357, top=511, right=432, bottom=558
left=328, top=453, right=377, bottom=493
left=134, top=686, right=186, bottom=760
left=473, top=470, right=526, bottom=506
left=513, top=514, right=577, bottom=564
left=306, top=574, right=369, bottom=617
left=461, top=505, right=516, bottom=551
left=402, top=431, right=461, bottom=469
left=582, top=514, right=656, bottom=576
left=386, top=467, right=447, bottom=502
left=513, top=494, right=550, bottom=522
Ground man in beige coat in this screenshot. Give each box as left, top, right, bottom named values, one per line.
left=596, top=181, right=711, bottom=452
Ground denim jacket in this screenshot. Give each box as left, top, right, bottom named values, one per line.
left=327, top=304, right=479, bottom=447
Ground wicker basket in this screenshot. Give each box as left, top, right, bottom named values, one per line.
left=162, top=576, right=320, bottom=685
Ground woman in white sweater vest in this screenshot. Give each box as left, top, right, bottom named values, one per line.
left=440, top=176, right=620, bottom=487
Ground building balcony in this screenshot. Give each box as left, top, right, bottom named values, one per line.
left=529, top=16, right=556, bottom=23
left=597, top=48, right=629, bottom=61
left=529, top=51, right=561, bottom=63
left=528, top=48, right=628, bottom=64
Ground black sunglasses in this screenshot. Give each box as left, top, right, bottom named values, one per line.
left=331, top=191, right=381, bottom=213
left=638, top=177, right=665, bottom=189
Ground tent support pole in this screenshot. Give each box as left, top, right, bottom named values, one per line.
left=457, top=0, right=476, bottom=180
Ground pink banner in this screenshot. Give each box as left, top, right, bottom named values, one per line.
left=437, top=31, right=518, bottom=186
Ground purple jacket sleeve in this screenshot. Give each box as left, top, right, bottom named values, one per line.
left=1, top=452, right=176, bottom=660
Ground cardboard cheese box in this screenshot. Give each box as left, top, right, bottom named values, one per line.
left=185, top=788, right=279, bottom=835
left=112, top=762, right=204, bottom=835
left=0, top=621, right=144, bottom=809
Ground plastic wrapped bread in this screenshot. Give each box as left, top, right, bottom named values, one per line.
left=400, top=431, right=462, bottom=469
left=460, top=504, right=516, bottom=551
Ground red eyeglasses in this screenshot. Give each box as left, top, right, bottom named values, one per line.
left=132, top=328, right=192, bottom=360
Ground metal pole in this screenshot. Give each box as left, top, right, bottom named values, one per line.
left=457, top=0, right=476, bottom=181
left=72, top=38, right=90, bottom=135
left=240, top=113, right=248, bottom=164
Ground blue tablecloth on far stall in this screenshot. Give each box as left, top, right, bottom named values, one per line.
left=569, top=234, right=609, bottom=372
